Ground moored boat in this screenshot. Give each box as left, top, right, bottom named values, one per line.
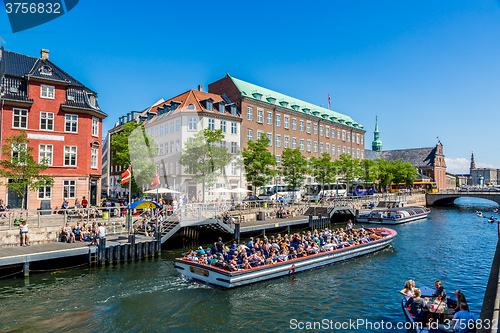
left=356, top=207, right=430, bottom=225
left=174, top=228, right=397, bottom=288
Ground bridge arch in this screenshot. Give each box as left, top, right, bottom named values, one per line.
left=426, top=193, right=500, bottom=207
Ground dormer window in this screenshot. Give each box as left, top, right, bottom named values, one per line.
left=330, top=116, right=337, bottom=122
left=231, top=105, right=237, bottom=116
left=322, top=114, right=328, bottom=119
left=200, top=98, right=213, bottom=111
left=218, top=102, right=225, bottom=113
left=312, top=111, right=320, bottom=116
left=302, top=108, right=310, bottom=114
left=187, top=103, right=195, bottom=110
left=40, top=66, right=52, bottom=76
left=279, top=101, right=289, bottom=108
left=266, top=97, right=276, bottom=104
left=291, top=105, right=300, bottom=111
left=252, top=92, right=263, bottom=100
left=87, top=94, right=97, bottom=108
left=171, top=101, right=181, bottom=111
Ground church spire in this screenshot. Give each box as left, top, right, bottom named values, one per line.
left=372, top=116, right=382, bottom=152
left=470, top=151, right=476, bottom=170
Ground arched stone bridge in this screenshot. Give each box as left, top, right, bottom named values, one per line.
left=426, top=192, right=500, bottom=206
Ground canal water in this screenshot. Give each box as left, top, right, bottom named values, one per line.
left=0, top=199, right=498, bottom=332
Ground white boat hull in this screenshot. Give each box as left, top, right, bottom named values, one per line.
left=356, top=213, right=429, bottom=225
left=174, top=228, right=397, bottom=288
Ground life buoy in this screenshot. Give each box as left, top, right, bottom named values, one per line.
left=288, top=264, right=296, bottom=274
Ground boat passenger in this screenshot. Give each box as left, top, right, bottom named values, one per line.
left=278, top=250, right=288, bottom=262
left=452, top=303, right=476, bottom=333
left=215, top=237, right=224, bottom=253
left=297, top=245, right=305, bottom=257
left=248, top=237, right=254, bottom=248
left=243, top=259, right=252, bottom=269
left=405, top=288, right=428, bottom=322
left=432, top=280, right=447, bottom=302
left=400, top=280, right=415, bottom=297
left=453, top=290, right=467, bottom=314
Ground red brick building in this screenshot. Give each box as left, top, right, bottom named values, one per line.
left=209, top=74, right=366, bottom=169
left=0, top=47, right=107, bottom=209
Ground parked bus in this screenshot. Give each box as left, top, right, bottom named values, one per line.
left=389, top=181, right=438, bottom=194
left=347, top=182, right=375, bottom=196
left=258, top=185, right=302, bottom=203
left=303, top=183, right=347, bottom=201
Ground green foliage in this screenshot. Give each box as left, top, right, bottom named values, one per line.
left=242, top=135, right=276, bottom=195
left=179, top=128, right=233, bottom=201
left=359, top=158, right=379, bottom=184
left=110, top=122, right=158, bottom=194
left=309, top=153, right=336, bottom=186
left=0, top=130, right=54, bottom=209
left=280, top=148, right=309, bottom=201
left=375, top=158, right=417, bottom=190
left=334, top=153, right=360, bottom=187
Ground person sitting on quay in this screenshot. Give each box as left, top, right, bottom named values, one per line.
left=63, top=222, right=75, bottom=243
left=0, top=199, right=8, bottom=218
left=73, top=222, right=84, bottom=242
left=19, top=220, right=30, bottom=246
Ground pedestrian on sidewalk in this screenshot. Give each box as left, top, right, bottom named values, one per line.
left=19, top=220, right=30, bottom=246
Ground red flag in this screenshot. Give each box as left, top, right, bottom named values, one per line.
left=150, top=169, right=160, bottom=190
left=328, top=94, right=331, bottom=109
left=121, top=166, right=131, bottom=185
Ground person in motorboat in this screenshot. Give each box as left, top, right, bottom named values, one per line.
left=405, top=288, right=428, bottom=322
left=432, top=280, right=447, bottom=303
left=452, top=302, right=477, bottom=333
left=489, top=216, right=495, bottom=223
left=400, top=280, right=415, bottom=298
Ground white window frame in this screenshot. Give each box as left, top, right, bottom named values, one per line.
left=332, top=145, right=336, bottom=156
left=231, top=142, right=237, bottom=154
left=247, top=129, right=253, bottom=142
left=220, top=120, right=226, bottom=133
left=292, top=118, right=297, bottom=130
left=307, top=140, right=311, bottom=152
left=338, top=146, right=341, bottom=155
left=65, top=114, right=78, bottom=133
left=91, top=147, right=98, bottom=169
left=231, top=122, right=237, bottom=135
left=208, top=118, right=215, bottom=131
left=276, top=134, right=281, bottom=147
left=356, top=134, right=360, bottom=144
left=39, top=144, right=53, bottom=166
left=64, top=146, right=77, bottom=166
left=176, top=119, right=180, bottom=131
left=314, top=141, right=318, bottom=152
left=12, top=143, right=27, bottom=165
left=320, top=142, right=324, bottom=154
left=361, top=150, right=364, bottom=159
left=247, top=107, right=253, bottom=121
left=267, top=133, right=273, bottom=146
left=337, top=129, right=341, bottom=139
left=257, top=130, right=263, bottom=139
left=257, top=109, right=263, bottom=123
left=188, top=117, right=197, bottom=130
left=276, top=114, right=281, bottom=127
left=284, top=136, right=289, bottom=148
left=357, top=149, right=360, bottom=159
left=342, top=130, right=346, bottom=141
left=347, top=132, right=350, bottom=142
left=326, top=143, right=329, bottom=154
left=320, top=125, right=323, bottom=136
left=40, top=85, right=55, bottom=99
left=40, top=111, right=54, bottom=131
left=313, top=123, right=318, bottom=135
left=284, top=116, right=289, bottom=129
left=325, top=126, right=329, bottom=138
left=38, top=186, right=51, bottom=199
left=361, top=136, right=364, bottom=145
left=292, top=137, right=297, bottom=149
left=276, top=155, right=281, bottom=167
left=300, top=139, right=304, bottom=151
left=267, top=111, right=272, bottom=125
left=306, top=121, right=311, bottom=134
left=13, top=108, right=28, bottom=129
left=300, top=120, right=304, bottom=132
left=63, top=180, right=76, bottom=199
left=92, top=117, right=99, bottom=137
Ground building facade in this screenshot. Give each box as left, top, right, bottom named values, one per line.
left=208, top=74, right=366, bottom=170
left=0, top=47, right=106, bottom=209
left=469, top=152, right=500, bottom=186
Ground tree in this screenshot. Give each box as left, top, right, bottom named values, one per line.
left=376, top=158, right=394, bottom=190
left=280, top=148, right=309, bottom=203
left=110, top=122, right=158, bottom=195
left=359, top=158, right=379, bottom=192
left=390, top=159, right=417, bottom=186
left=0, top=130, right=54, bottom=209
left=310, top=153, right=336, bottom=186
left=242, top=135, right=276, bottom=195
left=334, top=153, right=360, bottom=192
left=179, top=128, right=232, bottom=201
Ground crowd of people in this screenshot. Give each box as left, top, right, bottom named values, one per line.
left=182, top=224, right=380, bottom=271
left=401, top=279, right=477, bottom=332
left=60, top=221, right=106, bottom=245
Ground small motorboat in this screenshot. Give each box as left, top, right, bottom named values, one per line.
left=488, top=216, right=496, bottom=223
left=356, top=207, right=430, bottom=225
left=477, top=211, right=483, bottom=217
left=402, top=286, right=457, bottom=332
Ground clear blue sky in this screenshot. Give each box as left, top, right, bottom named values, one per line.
left=1, top=0, right=499, bottom=173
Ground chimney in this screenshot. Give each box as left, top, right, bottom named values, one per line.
left=198, top=85, right=203, bottom=92
left=40, top=49, right=49, bottom=60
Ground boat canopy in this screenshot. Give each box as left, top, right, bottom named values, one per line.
left=126, top=200, right=161, bottom=210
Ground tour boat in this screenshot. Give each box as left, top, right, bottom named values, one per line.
left=356, top=207, right=430, bottom=225
left=174, top=228, right=397, bottom=288
left=401, top=286, right=457, bottom=333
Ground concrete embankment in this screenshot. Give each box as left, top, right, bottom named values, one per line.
left=479, top=239, right=500, bottom=333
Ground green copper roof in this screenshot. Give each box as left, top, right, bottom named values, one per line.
left=229, top=75, right=363, bottom=130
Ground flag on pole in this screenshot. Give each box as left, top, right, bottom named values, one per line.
left=150, top=168, right=160, bottom=190
left=121, top=166, right=131, bottom=185
left=328, top=94, right=331, bottom=109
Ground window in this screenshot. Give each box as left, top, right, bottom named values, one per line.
left=91, top=118, right=99, bottom=137
left=342, top=130, right=346, bottom=141
left=338, top=146, right=341, bottom=155
left=176, top=119, right=180, bottom=131
left=292, top=118, right=297, bottom=130
left=40, top=112, right=54, bottom=131
left=231, top=122, right=237, bottom=134
left=65, top=114, right=78, bottom=133
left=326, top=143, right=329, bottom=154
left=343, top=146, right=346, bottom=154
left=220, top=120, right=226, bottom=133
left=356, top=134, right=360, bottom=144
left=320, top=125, right=323, bottom=136
left=306, top=121, right=311, bottom=134
left=361, top=151, right=364, bottom=159
left=63, top=180, right=76, bottom=199
left=267, top=133, right=273, bottom=146
left=64, top=146, right=77, bottom=166
left=313, top=124, right=318, bottom=135
left=276, top=155, right=281, bottom=167
left=266, top=111, right=272, bottom=125
left=165, top=124, right=168, bottom=134
left=231, top=162, right=237, bottom=176
left=352, top=133, right=355, bottom=142
left=276, top=114, right=281, bottom=127
left=314, top=141, right=318, bottom=152
left=247, top=129, right=253, bottom=142
left=188, top=117, right=197, bottom=130
left=326, top=126, right=329, bottom=138
left=231, top=142, right=237, bottom=154
left=284, top=116, right=289, bottom=129
left=257, top=109, right=263, bottom=123
left=276, top=134, right=281, bottom=147
left=247, top=107, right=253, bottom=121
left=347, top=132, right=350, bottom=142
left=257, top=131, right=263, bottom=139
left=40, top=85, right=55, bottom=99
left=38, top=187, right=51, bottom=199
left=208, top=118, right=215, bottom=130
left=155, top=126, right=159, bottom=137
left=170, top=141, right=174, bottom=153
left=176, top=140, right=180, bottom=152
left=332, top=145, right=336, bottom=156
left=300, top=120, right=304, bottom=132
left=320, top=142, right=324, bottom=154
left=292, top=137, right=297, bottom=149
left=170, top=121, right=174, bottom=133
left=306, top=140, right=311, bottom=152
left=39, top=144, right=53, bottom=166
left=12, top=143, right=27, bottom=165
left=284, top=136, right=289, bottom=148
left=220, top=141, right=226, bottom=149
left=160, top=125, right=164, bottom=136
left=160, top=143, right=164, bottom=155
left=337, top=129, right=340, bottom=139
left=348, top=147, right=351, bottom=155
left=361, top=136, right=364, bottom=145
left=13, top=109, right=28, bottom=129
left=300, top=139, right=304, bottom=151
left=91, top=148, right=98, bottom=169
left=357, top=149, right=360, bottom=159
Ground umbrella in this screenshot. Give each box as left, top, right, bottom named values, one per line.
left=213, top=187, right=227, bottom=193
left=127, top=200, right=162, bottom=209
left=229, top=188, right=251, bottom=193
left=144, top=188, right=181, bottom=194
